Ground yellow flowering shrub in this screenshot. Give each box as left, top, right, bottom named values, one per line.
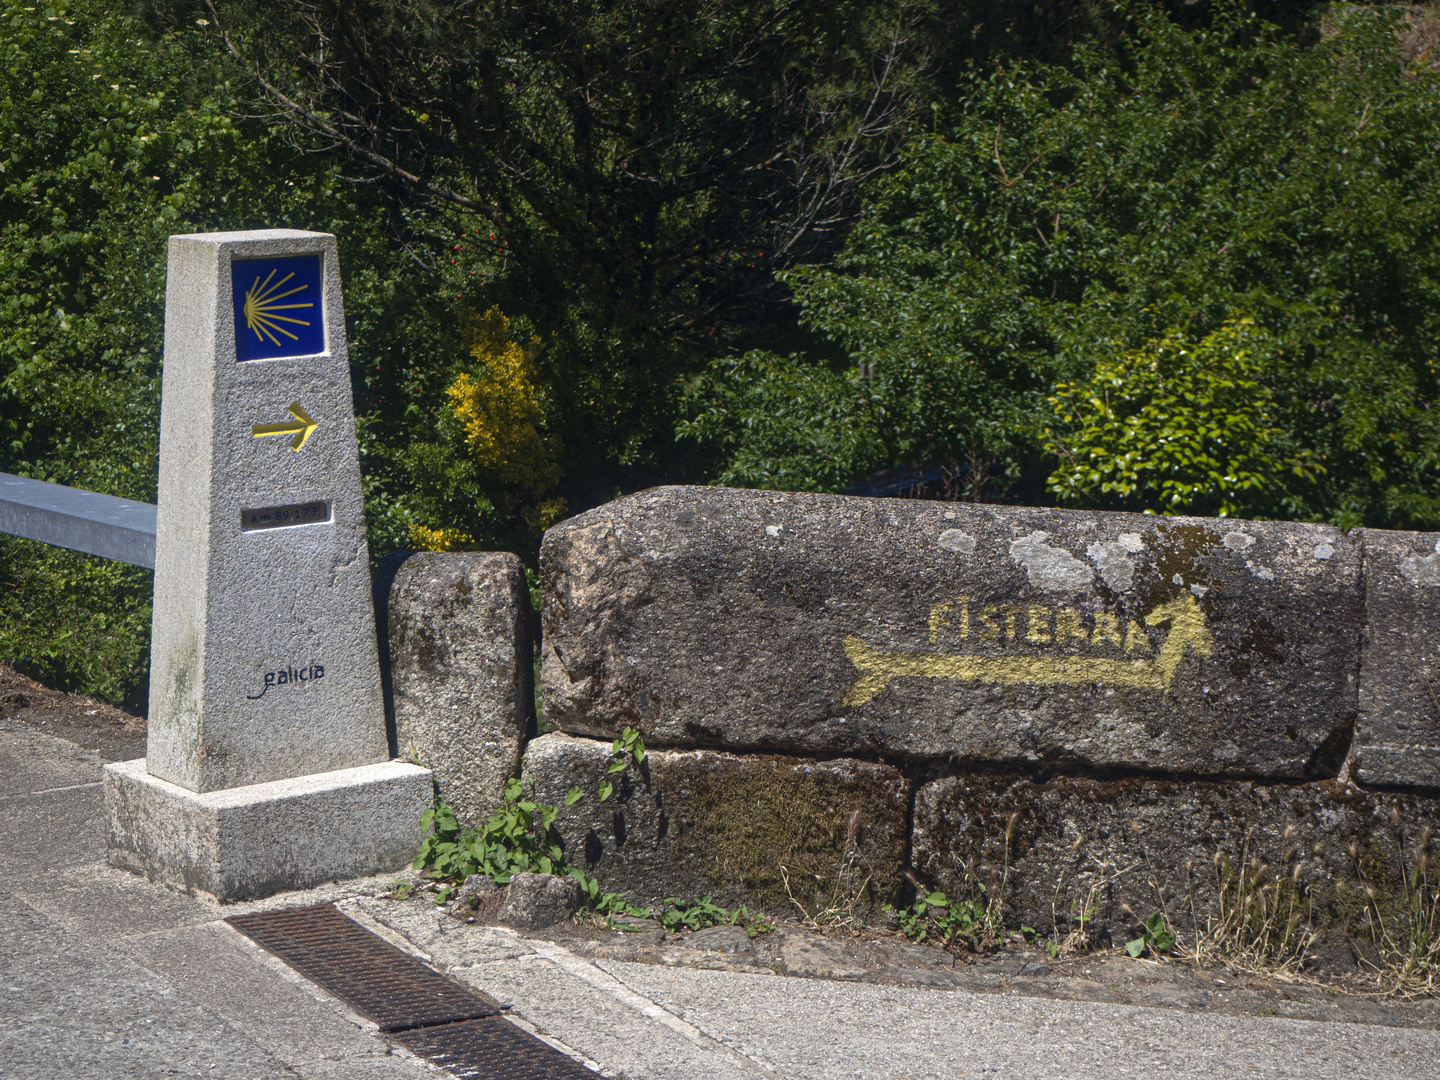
left=447, top=306, right=563, bottom=498
left=407, top=524, right=475, bottom=552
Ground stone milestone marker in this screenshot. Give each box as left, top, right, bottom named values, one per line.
left=104, top=230, right=431, bottom=902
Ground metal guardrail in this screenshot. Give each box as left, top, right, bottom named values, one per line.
left=0, top=473, right=156, bottom=569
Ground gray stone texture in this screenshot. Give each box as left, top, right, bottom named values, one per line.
left=2, top=717, right=439, bottom=1080
left=104, top=757, right=431, bottom=902
left=686, top=924, right=755, bottom=954
left=147, top=230, right=386, bottom=793
left=541, top=486, right=1362, bottom=778
left=911, top=770, right=1440, bottom=971
left=499, top=871, right=582, bottom=929
left=367, top=896, right=1440, bottom=1080
left=521, top=732, right=908, bottom=915
left=386, top=550, right=533, bottom=826
left=1356, top=528, right=1440, bottom=787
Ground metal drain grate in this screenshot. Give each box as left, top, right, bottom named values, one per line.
left=396, top=1016, right=600, bottom=1080
left=227, top=903, right=598, bottom=1077
left=227, top=903, right=497, bottom=1032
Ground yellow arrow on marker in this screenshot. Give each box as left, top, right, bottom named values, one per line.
left=251, top=401, right=318, bottom=451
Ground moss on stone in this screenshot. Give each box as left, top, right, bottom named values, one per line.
left=663, top=756, right=905, bottom=912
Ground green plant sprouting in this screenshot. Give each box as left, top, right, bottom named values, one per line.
left=413, top=728, right=771, bottom=936
left=412, top=778, right=571, bottom=902
left=885, top=885, right=994, bottom=948
left=599, top=726, right=646, bottom=803
left=1126, top=912, right=1177, bottom=958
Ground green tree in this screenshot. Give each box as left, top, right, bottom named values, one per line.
left=187, top=0, right=938, bottom=519
left=1046, top=318, right=1320, bottom=517
left=689, top=3, right=1440, bottom=527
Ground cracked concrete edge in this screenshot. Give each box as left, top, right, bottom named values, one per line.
left=338, top=897, right=438, bottom=961
left=521, top=937, right=777, bottom=1076
left=203, top=918, right=450, bottom=1076
left=213, top=916, right=385, bottom=1018
left=0, top=779, right=103, bottom=802
left=152, top=867, right=425, bottom=919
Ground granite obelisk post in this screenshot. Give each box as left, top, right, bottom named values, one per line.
left=104, top=230, right=431, bottom=902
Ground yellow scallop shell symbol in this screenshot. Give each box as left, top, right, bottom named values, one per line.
left=242, top=269, right=314, bottom=347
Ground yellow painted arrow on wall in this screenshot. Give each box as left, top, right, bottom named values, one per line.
left=842, top=593, right=1214, bottom=707
left=251, top=401, right=318, bottom=451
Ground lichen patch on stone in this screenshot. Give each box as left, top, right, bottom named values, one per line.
left=937, top=529, right=976, bottom=554
left=1009, top=531, right=1094, bottom=592
left=1400, top=550, right=1440, bottom=587
left=1086, top=540, right=1137, bottom=592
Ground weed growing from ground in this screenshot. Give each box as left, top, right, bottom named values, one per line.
left=412, top=728, right=773, bottom=937
left=413, top=779, right=571, bottom=902
left=1190, top=830, right=1315, bottom=977
left=779, top=809, right=880, bottom=928
left=885, top=881, right=994, bottom=948
left=1125, top=912, right=1176, bottom=958
left=1348, top=816, right=1440, bottom=997
left=888, top=812, right=1021, bottom=952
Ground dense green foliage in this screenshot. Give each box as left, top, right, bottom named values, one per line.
left=1047, top=318, right=1320, bottom=517
left=192, top=0, right=940, bottom=524
left=689, top=5, right=1440, bottom=526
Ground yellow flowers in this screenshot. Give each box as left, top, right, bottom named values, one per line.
left=407, top=524, right=475, bottom=552
left=409, top=306, right=565, bottom=548
left=446, top=306, right=562, bottom=496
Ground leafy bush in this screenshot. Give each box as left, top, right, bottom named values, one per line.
left=690, top=4, right=1440, bottom=527
left=413, top=778, right=576, bottom=892
left=0, top=0, right=460, bottom=701
left=1047, top=318, right=1321, bottom=517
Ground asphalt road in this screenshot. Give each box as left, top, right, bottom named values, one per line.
left=3, top=715, right=1439, bottom=1080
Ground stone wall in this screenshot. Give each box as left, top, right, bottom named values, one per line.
left=539, top=487, right=1368, bottom=777
left=389, top=487, right=1440, bottom=969
left=523, top=732, right=908, bottom=915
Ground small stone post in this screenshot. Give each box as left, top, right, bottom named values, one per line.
left=104, top=230, right=432, bottom=902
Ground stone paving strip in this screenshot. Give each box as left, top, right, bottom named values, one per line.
left=0, top=717, right=438, bottom=1080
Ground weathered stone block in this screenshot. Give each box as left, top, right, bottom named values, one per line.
left=104, top=757, right=431, bottom=903
left=1355, top=529, right=1440, bottom=788
left=500, top=871, right=582, bottom=930
left=521, top=732, right=908, bottom=915
left=541, top=486, right=1361, bottom=777
left=911, top=771, right=1440, bottom=971
left=386, top=551, right=533, bottom=826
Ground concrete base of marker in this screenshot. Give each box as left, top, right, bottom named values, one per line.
left=103, top=758, right=433, bottom=903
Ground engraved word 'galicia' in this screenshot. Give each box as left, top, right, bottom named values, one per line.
left=247, top=663, right=325, bottom=700
left=843, top=593, right=1213, bottom=707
